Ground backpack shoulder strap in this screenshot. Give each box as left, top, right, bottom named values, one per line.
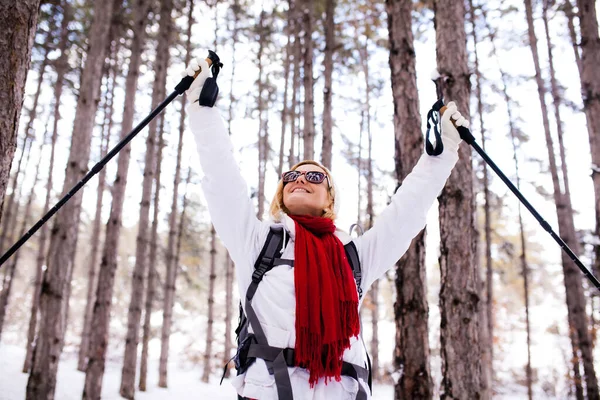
left=344, top=240, right=362, bottom=299
left=248, top=226, right=285, bottom=300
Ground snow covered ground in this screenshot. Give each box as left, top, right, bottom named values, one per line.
left=0, top=344, right=394, bottom=399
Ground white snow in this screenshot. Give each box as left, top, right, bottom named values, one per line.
left=0, top=344, right=394, bottom=399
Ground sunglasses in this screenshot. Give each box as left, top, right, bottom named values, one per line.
left=282, top=170, right=331, bottom=188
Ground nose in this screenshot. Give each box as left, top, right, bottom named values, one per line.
left=296, top=174, right=308, bottom=184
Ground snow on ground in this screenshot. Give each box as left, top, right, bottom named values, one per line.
left=0, top=344, right=394, bottom=399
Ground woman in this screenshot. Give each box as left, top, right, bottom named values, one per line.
left=185, top=57, right=468, bottom=400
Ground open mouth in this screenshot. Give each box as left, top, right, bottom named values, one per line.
left=291, top=187, right=310, bottom=193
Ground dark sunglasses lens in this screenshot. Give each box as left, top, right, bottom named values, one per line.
left=305, top=171, right=325, bottom=183
left=282, top=171, right=300, bottom=182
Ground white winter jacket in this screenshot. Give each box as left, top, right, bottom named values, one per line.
left=188, top=104, right=459, bottom=400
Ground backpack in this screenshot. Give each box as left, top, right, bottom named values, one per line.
left=221, top=226, right=372, bottom=400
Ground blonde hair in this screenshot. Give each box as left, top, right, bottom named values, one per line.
left=269, top=160, right=337, bottom=221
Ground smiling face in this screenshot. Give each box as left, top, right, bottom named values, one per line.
left=282, top=163, right=332, bottom=217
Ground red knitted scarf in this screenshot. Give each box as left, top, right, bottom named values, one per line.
left=289, top=215, right=360, bottom=386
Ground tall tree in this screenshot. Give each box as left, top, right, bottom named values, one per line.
left=0, top=0, right=42, bottom=220
left=117, top=0, right=167, bottom=397
left=278, top=1, right=294, bottom=177
left=302, top=0, right=316, bottom=160
left=576, top=0, right=600, bottom=300
left=386, top=0, right=433, bottom=397
left=138, top=116, right=165, bottom=392
left=26, top=0, right=116, bottom=398
left=321, top=0, right=335, bottom=169
left=434, top=1, right=481, bottom=398
left=77, top=43, right=117, bottom=372
left=23, top=2, right=72, bottom=372
left=202, top=226, right=218, bottom=383
left=467, top=1, right=493, bottom=396
left=524, top=1, right=598, bottom=397
left=256, top=8, right=269, bottom=219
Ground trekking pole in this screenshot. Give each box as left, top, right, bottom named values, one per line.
left=0, top=50, right=223, bottom=268
left=427, top=70, right=600, bottom=293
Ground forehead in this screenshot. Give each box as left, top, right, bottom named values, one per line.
left=294, top=164, right=326, bottom=174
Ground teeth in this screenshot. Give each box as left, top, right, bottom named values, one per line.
left=293, top=188, right=308, bottom=193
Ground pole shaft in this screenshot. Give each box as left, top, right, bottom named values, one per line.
left=0, top=90, right=180, bottom=267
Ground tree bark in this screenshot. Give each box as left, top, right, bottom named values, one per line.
left=289, top=10, right=302, bottom=168
left=22, top=3, right=71, bottom=372
left=223, top=0, right=241, bottom=377
left=321, top=0, right=334, bottom=169
left=278, top=3, right=293, bottom=177
left=576, top=0, right=600, bottom=305
left=257, top=9, right=268, bottom=219
left=202, top=226, right=218, bottom=383
left=77, top=43, right=117, bottom=372
left=0, top=0, right=41, bottom=222
left=0, top=40, right=50, bottom=254
left=302, top=0, right=315, bottom=160
left=26, top=0, right=115, bottom=398
left=116, top=1, right=166, bottom=398
left=524, top=1, right=598, bottom=398
left=386, top=0, right=432, bottom=398
left=467, top=1, right=492, bottom=397
left=434, top=1, right=481, bottom=398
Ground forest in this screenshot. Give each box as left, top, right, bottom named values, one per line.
left=0, top=0, right=599, bottom=399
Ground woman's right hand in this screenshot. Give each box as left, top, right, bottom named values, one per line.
left=183, top=56, right=212, bottom=103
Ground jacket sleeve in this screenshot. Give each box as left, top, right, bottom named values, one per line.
left=187, top=103, right=268, bottom=284
left=354, top=149, right=459, bottom=292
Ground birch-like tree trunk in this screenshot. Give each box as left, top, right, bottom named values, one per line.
left=302, top=0, right=315, bottom=160
left=434, top=1, right=481, bottom=398
left=289, top=9, right=302, bottom=168
left=202, top=226, right=218, bottom=383
left=26, top=1, right=115, bottom=398
left=0, top=0, right=41, bottom=221
left=22, top=4, right=71, bottom=372
left=524, top=2, right=598, bottom=398
left=386, top=0, right=432, bottom=397
left=467, top=1, right=492, bottom=396
left=321, top=0, right=334, bottom=169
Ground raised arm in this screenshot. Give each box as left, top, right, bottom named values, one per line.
left=186, top=59, right=267, bottom=276
left=355, top=102, right=467, bottom=291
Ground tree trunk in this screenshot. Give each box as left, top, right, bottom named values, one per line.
left=434, top=1, right=481, bottom=398
left=0, top=40, right=50, bottom=254
left=467, top=1, right=492, bottom=397
left=22, top=3, right=72, bottom=371
left=563, top=0, right=583, bottom=75
left=524, top=1, right=599, bottom=398
left=223, top=0, right=240, bottom=377
left=117, top=1, right=167, bottom=398
left=0, top=0, right=41, bottom=222
left=321, top=0, right=334, bottom=169
left=202, top=226, right=218, bottom=383
left=278, top=3, right=293, bottom=177
left=386, top=0, right=432, bottom=398
left=77, top=45, right=117, bottom=372
left=257, top=9, right=267, bottom=219
left=576, top=0, right=600, bottom=306
left=0, top=129, right=45, bottom=340
left=302, top=0, right=315, bottom=161
left=289, top=11, right=302, bottom=168
left=26, top=0, right=115, bottom=398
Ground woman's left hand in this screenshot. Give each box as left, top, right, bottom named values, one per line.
left=441, top=101, right=470, bottom=152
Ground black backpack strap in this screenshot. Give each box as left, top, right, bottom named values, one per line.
left=344, top=240, right=363, bottom=300
left=245, top=227, right=294, bottom=399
